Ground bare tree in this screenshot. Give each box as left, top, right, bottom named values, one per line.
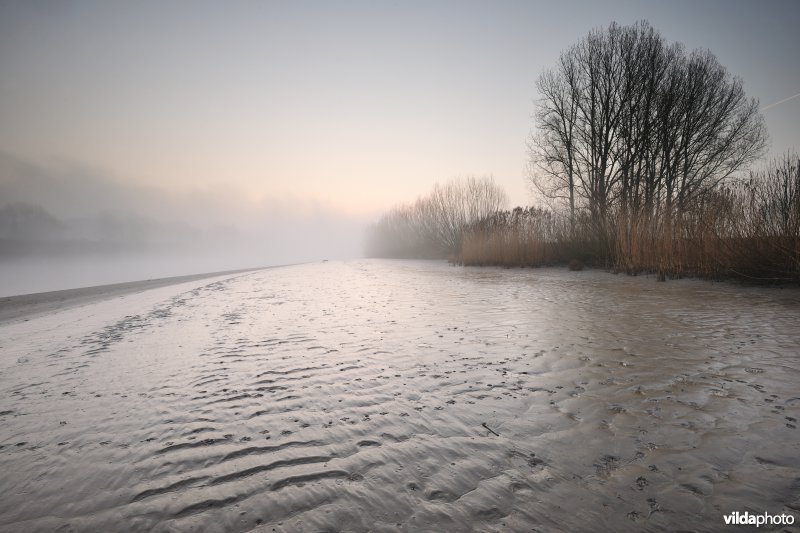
left=529, top=55, right=580, bottom=231
left=668, top=50, right=766, bottom=215
left=528, top=20, right=767, bottom=240
left=365, top=176, right=507, bottom=258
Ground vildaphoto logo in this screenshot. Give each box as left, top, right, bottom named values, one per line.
left=723, top=511, right=795, bottom=527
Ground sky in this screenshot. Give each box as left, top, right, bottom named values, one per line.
left=1, top=0, right=798, bottom=215
left=0, top=0, right=798, bottom=294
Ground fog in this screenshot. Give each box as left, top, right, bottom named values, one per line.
left=0, top=152, right=367, bottom=296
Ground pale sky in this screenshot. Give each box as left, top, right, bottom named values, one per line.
left=1, top=0, right=798, bottom=217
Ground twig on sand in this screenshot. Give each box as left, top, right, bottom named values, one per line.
left=482, top=422, right=500, bottom=436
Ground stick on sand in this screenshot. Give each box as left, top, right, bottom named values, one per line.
left=482, top=422, right=500, bottom=436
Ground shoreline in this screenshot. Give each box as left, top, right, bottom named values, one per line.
left=452, top=258, right=800, bottom=287
left=0, top=266, right=267, bottom=325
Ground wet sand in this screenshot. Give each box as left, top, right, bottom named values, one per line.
left=0, top=260, right=798, bottom=532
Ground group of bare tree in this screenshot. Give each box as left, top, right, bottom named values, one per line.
left=530, top=21, right=767, bottom=245
left=366, top=177, right=507, bottom=259
left=463, top=22, right=796, bottom=281
left=368, top=21, right=797, bottom=282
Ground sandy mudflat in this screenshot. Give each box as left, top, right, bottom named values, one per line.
left=0, top=259, right=799, bottom=532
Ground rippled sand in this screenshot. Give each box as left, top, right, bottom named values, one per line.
left=1, top=260, right=799, bottom=532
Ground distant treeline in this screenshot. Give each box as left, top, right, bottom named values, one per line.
left=367, top=21, right=799, bottom=283
left=365, top=176, right=507, bottom=260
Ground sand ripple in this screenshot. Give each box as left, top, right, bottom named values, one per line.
left=0, top=260, right=799, bottom=531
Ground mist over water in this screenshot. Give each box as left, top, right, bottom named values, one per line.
left=1, top=260, right=798, bottom=531
left=0, top=153, right=366, bottom=296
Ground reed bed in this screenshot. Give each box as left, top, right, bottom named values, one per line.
left=459, top=155, right=799, bottom=284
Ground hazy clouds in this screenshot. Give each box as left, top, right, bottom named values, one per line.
left=3, top=1, right=796, bottom=217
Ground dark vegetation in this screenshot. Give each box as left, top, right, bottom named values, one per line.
left=367, top=21, right=799, bottom=284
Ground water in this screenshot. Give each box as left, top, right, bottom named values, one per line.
left=1, top=260, right=798, bottom=532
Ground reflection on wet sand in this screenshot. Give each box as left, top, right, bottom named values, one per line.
left=0, top=260, right=798, bottom=531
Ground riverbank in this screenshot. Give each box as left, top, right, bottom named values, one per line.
left=457, top=206, right=800, bottom=285
left=0, top=267, right=265, bottom=325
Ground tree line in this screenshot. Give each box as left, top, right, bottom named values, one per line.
left=368, top=21, right=799, bottom=283
left=461, top=152, right=799, bottom=281
left=365, top=176, right=506, bottom=259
